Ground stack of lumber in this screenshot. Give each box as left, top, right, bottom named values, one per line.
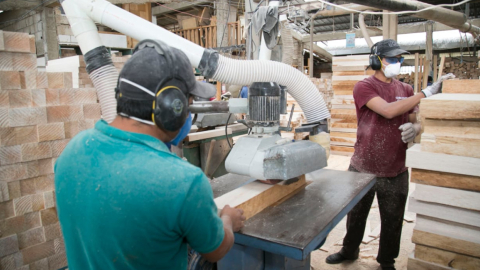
left=443, top=59, right=480, bottom=80
left=0, top=31, right=102, bottom=269
left=280, top=77, right=333, bottom=141
left=330, top=55, right=373, bottom=156
left=406, top=80, right=480, bottom=269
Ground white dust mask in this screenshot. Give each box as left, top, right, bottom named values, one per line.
left=383, top=62, right=401, bottom=78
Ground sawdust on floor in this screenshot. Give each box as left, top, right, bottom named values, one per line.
left=311, top=155, right=416, bottom=270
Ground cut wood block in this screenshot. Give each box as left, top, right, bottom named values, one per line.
left=64, top=120, right=87, bottom=139
left=406, top=144, right=480, bottom=177
left=0, top=211, right=41, bottom=237
left=47, top=72, right=73, bottom=89
left=31, top=89, right=46, bottom=107
left=48, top=251, right=67, bottom=270
left=17, top=226, right=46, bottom=249
left=12, top=53, right=37, bottom=71
left=442, top=79, right=480, bottom=94
left=21, top=240, right=55, bottom=265
left=45, top=89, right=59, bottom=106
left=44, top=222, right=61, bottom=241
left=34, top=175, right=54, bottom=193
left=83, top=103, right=102, bottom=119
left=8, top=89, right=32, bottom=108
left=409, top=196, right=480, bottom=228
left=0, top=71, right=21, bottom=90
left=414, top=184, right=480, bottom=211
left=40, top=208, right=58, bottom=226
left=3, top=31, right=31, bottom=53
left=408, top=251, right=452, bottom=270
left=0, top=252, right=23, bottom=270
left=421, top=119, right=480, bottom=158
left=36, top=72, right=48, bottom=89
left=331, top=109, right=357, bottom=122
left=0, top=200, right=15, bottom=220
left=46, top=105, right=84, bottom=123
left=75, top=88, right=97, bottom=104
left=8, top=107, right=47, bottom=127
left=215, top=176, right=307, bottom=220
left=0, top=181, right=8, bottom=202
left=7, top=181, right=20, bottom=200
left=29, top=35, right=35, bottom=54
left=44, top=190, right=55, bottom=209
left=0, top=90, right=8, bottom=108
left=50, top=139, right=70, bottom=157
left=38, top=158, right=54, bottom=176
left=25, top=160, right=40, bottom=179
left=20, top=178, right=35, bottom=196
left=412, top=229, right=480, bottom=258
left=37, top=123, right=65, bottom=142
left=0, top=163, right=28, bottom=183
left=415, top=244, right=480, bottom=270
left=21, top=142, right=52, bottom=162
left=15, top=126, right=38, bottom=145
left=0, top=52, right=14, bottom=71
left=420, top=94, right=480, bottom=120
left=0, top=145, right=21, bottom=165
left=187, top=128, right=232, bottom=142
left=58, top=89, right=75, bottom=105
left=0, top=234, right=19, bottom=257
left=411, top=168, right=480, bottom=192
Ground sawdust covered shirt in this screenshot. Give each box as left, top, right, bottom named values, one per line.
left=350, top=75, right=417, bottom=177
left=55, top=120, right=224, bottom=270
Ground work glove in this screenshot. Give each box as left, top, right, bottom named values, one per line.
left=421, top=73, right=455, bottom=97
left=398, top=122, right=421, bottom=143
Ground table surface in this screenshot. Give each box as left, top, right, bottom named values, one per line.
left=210, top=169, right=376, bottom=260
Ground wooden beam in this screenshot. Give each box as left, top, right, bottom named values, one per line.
left=422, top=60, right=430, bottom=89
left=408, top=251, right=452, bottom=270
left=437, top=55, right=446, bottom=80
left=406, top=144, right=480, bottom=177
left=414, top=53, right=419, bottom=93
left=152, top=0, right=212, bottom=16
left=411, top=168, right=480, bottom=192
left=186, top=128, right=231, bottom=142
left=432, top=55, right=437, bottom=83
left=412, top=230, right=480, bottom=258
left=215, top=176, right=308, bottom=220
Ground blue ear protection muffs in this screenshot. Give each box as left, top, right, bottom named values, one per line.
left=133, top=40, right=189, bottom=132
left=369, top=43, right=382, bottom=71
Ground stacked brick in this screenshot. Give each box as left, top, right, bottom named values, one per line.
left=0, top=30, right=102, bottom=269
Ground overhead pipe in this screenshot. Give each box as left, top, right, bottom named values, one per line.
left=358, top=12, right=374, bottom=48
left=316, top=4, right=379, bottom=17
left=63, top=0, right=331, bottom=123
left=344, top=0, right=480, bottom=36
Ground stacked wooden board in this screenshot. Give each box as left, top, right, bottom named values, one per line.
left=0, top=31, right=102, bottom=269
left=280, top=76, right=333, bottom=141
left=406, top=80, right=480, bottom=269
left=330, top=55, right=373, bottom=156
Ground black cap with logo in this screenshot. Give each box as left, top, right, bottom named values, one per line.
left=373, top=39, right=409, bottom=57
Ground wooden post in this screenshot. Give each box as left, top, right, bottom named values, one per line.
left=423, top=60, right=430, bottom=89
left=433, top=55, right=438, bottom=83
left=438, top=55, right=446, bottom=80
left=216, top=82, right=222, bottom=101
left=414, top=53, right=419, bottom=93
left=418, top=56, right=424, bottom=91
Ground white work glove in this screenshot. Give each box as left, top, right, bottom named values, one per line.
left=398, top=123, right=421, bottom=143
left=421, top=73, right=455, bottom=97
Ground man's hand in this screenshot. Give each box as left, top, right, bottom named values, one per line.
left=220, top=205, right=246, bottom=232
left=398, top=123, right=421, bottom=143
left=422, top=73, right=455, bottom=97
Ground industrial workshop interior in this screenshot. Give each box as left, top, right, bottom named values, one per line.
left=0, top=0, right=479, bottom=269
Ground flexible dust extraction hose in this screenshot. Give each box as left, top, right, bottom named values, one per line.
left=211, top=55, right=331, bottom=123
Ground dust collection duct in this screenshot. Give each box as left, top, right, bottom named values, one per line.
left=60, top=0, right=330, bottom=124
left=344, top=0, right=480, bottom=37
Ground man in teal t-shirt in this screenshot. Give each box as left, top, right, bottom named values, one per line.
left=55, top=40, right=245, bottom=269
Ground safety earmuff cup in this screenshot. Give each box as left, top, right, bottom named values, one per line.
left=153, top=86, right=188, bottom=132
left=369, top=55, right=382, bottom=70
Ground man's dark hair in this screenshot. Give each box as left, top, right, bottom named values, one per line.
left=117, top=98, right=153, bottom=121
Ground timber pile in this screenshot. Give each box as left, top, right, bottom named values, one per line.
left=330, top=55, right=373, bottom=156
left=0, top=31, right=102, bottom=269
left=280, top=77, right=333, bottom=141
left=406, top=82, right=480, bottom=269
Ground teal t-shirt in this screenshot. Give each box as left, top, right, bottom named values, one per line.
left=55, top=120, right=224, bottom=270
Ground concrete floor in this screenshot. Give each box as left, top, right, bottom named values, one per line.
left=310, top=155, right=416, bottom=270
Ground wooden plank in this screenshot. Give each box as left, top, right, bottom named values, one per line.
left=332, top=65, right=369, bottom=72
left=408, top=251, right=452, bottom=270
left=422, top=60, right=430, bottom=89
left=411, top=168, right=480, bottom=192
left=406, top=144, right=480, bottom=177
left=437, top=55, right=446, bottom=80
left=409, top=196, right=480, bottom=228
left=432, top=55, right=437, bottom=83
left=442, top=79, right=480, bottom=94
left=214, top=176, right=307, bottom=220
left=412, top=229, right=480, bottom=258
left=186, top=128, right=232, bottom=142
left=420, top=93, right=480, bottom=120
left=414, top=184, right=480, bottom=211
left=333, top=70, right=374, bottom=76
left=415, top=244, right=480, bottom=270
left=416, top=215, right=480, bottom=246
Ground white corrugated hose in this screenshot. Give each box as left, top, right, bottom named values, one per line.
left=212, top=55, right=331, bottom=123
left=89, top=65, right=119, bottom=123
